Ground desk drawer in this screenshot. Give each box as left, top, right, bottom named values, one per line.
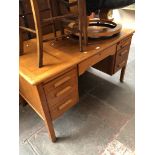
left=43, top=67, right=79, bottom=119
left=78, top=45, right=116, bottom=75
left=50, top=93, right=78, bottom=119
left=44, top=77, right=76, bottom=105
left=117, top=35, right=132, bottom=51
left=114, top=46, right=130, bottom=73
left=44, top=68, right=77, bottom=93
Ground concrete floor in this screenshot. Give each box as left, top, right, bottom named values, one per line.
left=19, top=39, right=135, bottom=155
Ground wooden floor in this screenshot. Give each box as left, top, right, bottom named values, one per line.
left=19, top=29, right=134, bottom=85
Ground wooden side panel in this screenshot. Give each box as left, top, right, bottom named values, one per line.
left=19, top=76, right=44, bottom=119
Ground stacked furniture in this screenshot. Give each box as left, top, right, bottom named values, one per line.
left=20, top=0, right=87, bottom=67
left=19, top=0, right=134, bottom=142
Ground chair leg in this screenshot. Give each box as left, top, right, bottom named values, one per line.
left=56, top=0, right=65, bottom=37
left=78, top=0, right=83, bottom=52
left=19, top=29, right=24, bottom=56
left=30, top=0, right=44, bottom=68
left=37, top=39, right=43, bottom=68
left=82, top=0, right=88, bottom=46
left=47, top=0, right=57, bottom=39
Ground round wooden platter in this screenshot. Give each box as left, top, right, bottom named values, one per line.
left=87, top=24, right=122, bottom=38
left=66, top=21, right=122, bottom=39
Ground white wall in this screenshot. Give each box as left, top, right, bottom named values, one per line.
left=113, top=9, right=135, bottom=29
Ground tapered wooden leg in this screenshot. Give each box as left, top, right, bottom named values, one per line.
left=120, top=65, right=126, bottom=82
left=37, top=85, right=57, bottom=142
left=44, top=120, right=56, bottom=142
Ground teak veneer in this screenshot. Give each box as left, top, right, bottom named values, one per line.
left=19, top=28, right=134, bottom=142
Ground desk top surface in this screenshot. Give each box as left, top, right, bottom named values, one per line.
left=19, top=28, right=134, bottom=85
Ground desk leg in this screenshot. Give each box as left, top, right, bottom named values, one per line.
left=44, top=119, right=56, bottom=142
left=37, top=85, right=56, bottom=142
left=120, top=65, right=126, bottom=83
left=19, top=95, right=27, bottom=106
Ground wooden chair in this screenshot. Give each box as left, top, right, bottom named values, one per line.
left=41, top=0, right=86, bottom=50
left=19, top=0, right=86, bottom=68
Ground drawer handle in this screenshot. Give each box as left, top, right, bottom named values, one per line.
left=55, top=86, right=72, bottom=97
left=118, top=61, right=126, bottom=68
left=54, top=76, right=71, bottom=88
left=119, top=49, right=128, bottom=56
left=58, top=99, right=72, bottom=110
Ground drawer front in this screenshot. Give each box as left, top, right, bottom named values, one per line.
left=114, top=46, right=130, bottom=72
left=117, top=35, right=132, bottom=51
left=43, top=67, right=79, bottom=119
left=50, top=93, right=78, bottom=119
left=78, top=45, right=116, bottom=75
left=78, top=54, right=100, bottom=75
left=114, top=60, right=126, bottom=73
left=44, top=76, right=76, bottom=105
left=44, top=68, right=77, bottom=93
left=45, top=81, right=77, bottom=107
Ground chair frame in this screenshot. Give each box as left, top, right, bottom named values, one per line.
left=19, top=0, right=88, bottom=68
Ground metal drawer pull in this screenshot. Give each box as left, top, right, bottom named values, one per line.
left=58, top=99, right=72, bottom=110
left=54, top=76, right=71, bottom=88
left=55, top=86, right=72, bottom=97
left=120, top=49, right=128, bottom=56
left=118, top=61, right=126, bottom=68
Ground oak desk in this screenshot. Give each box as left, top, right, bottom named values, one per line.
left=19, top=28, right=134, bottom=142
